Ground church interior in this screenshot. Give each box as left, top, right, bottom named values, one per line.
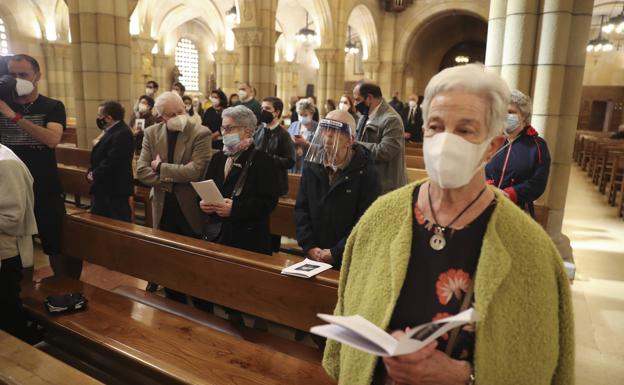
left=0, top=0, right=623, bottom=384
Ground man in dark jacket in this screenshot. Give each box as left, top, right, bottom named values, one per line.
left=88, top=101, right=135, bottom=222
left=253, top=96, right=296, bottom=196
left=402, top=94, right=423, bottom=142
left=295, top=110, right=381, bottom=269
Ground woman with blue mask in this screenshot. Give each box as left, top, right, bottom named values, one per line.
left=485, top=89, right=551, bottom=218
left=287, top=98, right=318, bottom=173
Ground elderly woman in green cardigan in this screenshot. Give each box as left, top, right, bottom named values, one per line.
left=322, top=63, right=574, bottom=385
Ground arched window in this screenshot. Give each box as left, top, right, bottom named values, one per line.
left=0, top=18, right=9, bottom=55
left=175, top=38, right=199, bottom=91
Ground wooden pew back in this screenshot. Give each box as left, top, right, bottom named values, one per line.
left=61, top=213, right=339, bottom=332
left=405, top=155, right=425, bottom=169
left=56, top=146, right=91, bottom=168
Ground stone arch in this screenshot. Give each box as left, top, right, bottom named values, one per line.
left=394, top=0, right=488, bottom=64
left=346, top=4, right=378, bottom=61
left=54, top=0, right=70, bottom=43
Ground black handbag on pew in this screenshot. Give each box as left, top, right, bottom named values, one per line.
left=44, top=293, right=88, bottom=314
left=201, top=149, right=257, bottom=241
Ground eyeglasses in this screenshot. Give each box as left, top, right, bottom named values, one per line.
left=220, top=125, right=244, bottom=134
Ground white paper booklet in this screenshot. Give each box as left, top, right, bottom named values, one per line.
left=281, top=258, right=333, bottom=278
left=191, top=179, right=225, bottom=204
left=310, top=308, right=478, bottom=357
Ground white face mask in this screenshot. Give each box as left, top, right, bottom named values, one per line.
left=209, top=97, right=220, bottom=106
left=423, top=132, right=491, bottom=189
left=138, top=103, right=150, bottom=114
left=15, top=78, right=34, bottom=96
left=145, top=87, right=155, bottom=96
left=166, top=114, right=188, bottom=132
left=505, top=113, right=521, bottom=135
left=408, top=100, right=417, bottom=109
left=338, top=102, right=349, bottom=112
left=238, top=90, right=248, bottom=100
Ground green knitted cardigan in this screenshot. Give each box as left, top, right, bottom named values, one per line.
left=322, top=181, right=574, bottom=385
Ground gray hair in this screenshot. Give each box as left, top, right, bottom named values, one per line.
left=154, top=91, right=184, bottom=116
left=296, top=98, right=315, bottom=115
left=510, top=89, right=532, bottom=124
left=422, top=63, right=511, bottom=138
left=222, top=105, right=258, bottom=132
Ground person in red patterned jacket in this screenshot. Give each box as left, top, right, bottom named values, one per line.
left=485, top=89, right=551, bottom=218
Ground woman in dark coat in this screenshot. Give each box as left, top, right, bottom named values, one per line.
left=295, top=110, right=381, bottom=269
left=202, top=89, right=228, bottom=150
left=199, top=105, right=279, bottom=255
left=485, top=89, right=551, bottom=218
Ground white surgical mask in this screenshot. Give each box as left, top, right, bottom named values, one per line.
left=222, top=133, right=241, bottom=148
left=15, top=78, right=34, bottom=96
left=209, top=97, right=220, bottom=106
left=408, top=100, right=417, bottom=109
left=145, top=87, right=155, bottom=96
left=300, top=116, right=312, bottom=125
left=238, top=90, right=248, bottom=100
left=138, top=104, right=149, bottom=114
left=185, top=105, right=192, bottom=112
left=423, top=132, right=491, bottom=189
left=166, top=114, right=188, bottom=132
left=338, top=102, right=349, bottom=112
left=505, top=113, right=520, bottom=135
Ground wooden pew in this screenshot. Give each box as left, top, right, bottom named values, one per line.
left=405, top=155, right=425, bottom=169
left=58, top=165, right=91, bottom=208
left=405, top=146, right=423, bottom=157
left=60, top=212, right=339, bottom=332
left=22, top=278, right=335, bottom=385
left=56, top=146, right=91, bottom=168
left=60, top=126, right=78, bottom=146
left=607, top=153, right=624, bottom=206
left=0, top=330, right=102, bottom=385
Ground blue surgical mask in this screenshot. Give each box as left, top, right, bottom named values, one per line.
left=223, top=133, right=241, bottom=148
left=300, top=116, right=312, bottom=125
left=505, top=113, right=520, bottom=135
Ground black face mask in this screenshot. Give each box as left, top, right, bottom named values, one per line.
left=260, top=110, right=274, bottom=124
left=96, top=117, right=107, bottom=130
left=355, top=99, right=370, bottom=116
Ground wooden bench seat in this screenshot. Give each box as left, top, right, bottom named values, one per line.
left=22, top=277, right=334, bottom=385
left=405, top=155, right=425, bottom=169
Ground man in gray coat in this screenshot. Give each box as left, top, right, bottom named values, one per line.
left=353, top=82, right=407, bottom=193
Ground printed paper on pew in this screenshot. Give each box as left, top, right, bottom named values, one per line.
left=310, top=308, right=478, bottom=357
left=281, top=258, right=333, bottom=278
left=191, top=179, right=225, bottom=204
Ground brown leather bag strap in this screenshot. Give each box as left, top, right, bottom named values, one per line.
left=445, top=281, right=475, bottom=357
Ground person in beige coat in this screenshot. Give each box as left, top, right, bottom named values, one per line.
left=137, top=92, right=211, bottom=299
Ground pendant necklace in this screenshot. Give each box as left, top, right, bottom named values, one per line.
left=427, top=184, right=487, bottom=251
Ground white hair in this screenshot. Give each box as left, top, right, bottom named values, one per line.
left=154, top=91, right=185, bottom=116
left=510, top=89, right=532, bottom=124
left=422, top=63, right=511, bottom=138
left=296, top=99, right=316, bottom=115
left=222, top=105, right=258, bottom=132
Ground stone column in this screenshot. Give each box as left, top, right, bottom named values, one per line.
left=390, top=62, right=407, bottom=98
left=131, top=36, right=157, bottom=101
left=363, top=60, right=380, bottom=83
left=500, top=0, right=539, bottom=93
left=42, top=42, right=76, bottom=122
left=214, top=50, right=238, bottom=96
left=68, top=0, right=132, bottom=148
left=152, top=53, right=171, bottom=91
left=485, top=0, right=508, bottom=74
left=530, top=0, right=593, bottom=262
left=315, top=48, right=343, bottom=114
left=233, top=26, right=278, bottom=99
left=275, top=61, right=298, bottom=102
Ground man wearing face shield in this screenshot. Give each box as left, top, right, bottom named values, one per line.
left=137, top=91, right=212, bottom=300
left=485, top=89, right=551, bottom=218
left=295, top=110, right=381, bottom=269
left=353, top=81, right=407, bottom=194
left=0, top=54, right=76, bottom=278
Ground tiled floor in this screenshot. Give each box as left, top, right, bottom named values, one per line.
left=564, top=166, right=624, bottom=385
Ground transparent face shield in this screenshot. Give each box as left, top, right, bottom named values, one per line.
left=304, top=119, right=353, bottom=170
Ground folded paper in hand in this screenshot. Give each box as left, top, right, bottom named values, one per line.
left=191, top=179, right=225, bottom=204
left=310, top=308, right=478, bottom=357
left=281, top=258, right=333, bottom=278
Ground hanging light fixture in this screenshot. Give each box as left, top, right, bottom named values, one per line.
left=225, top=2, right=237, bottom=23
left=296, top=11, right=317, bottom=43
left=588, top=15, right=615, bottom=52
left=603, top=4, right=624, bottom=34
left=454, top=55, right=469, bottom=64
left=344, top=26, right=360, bottom=55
